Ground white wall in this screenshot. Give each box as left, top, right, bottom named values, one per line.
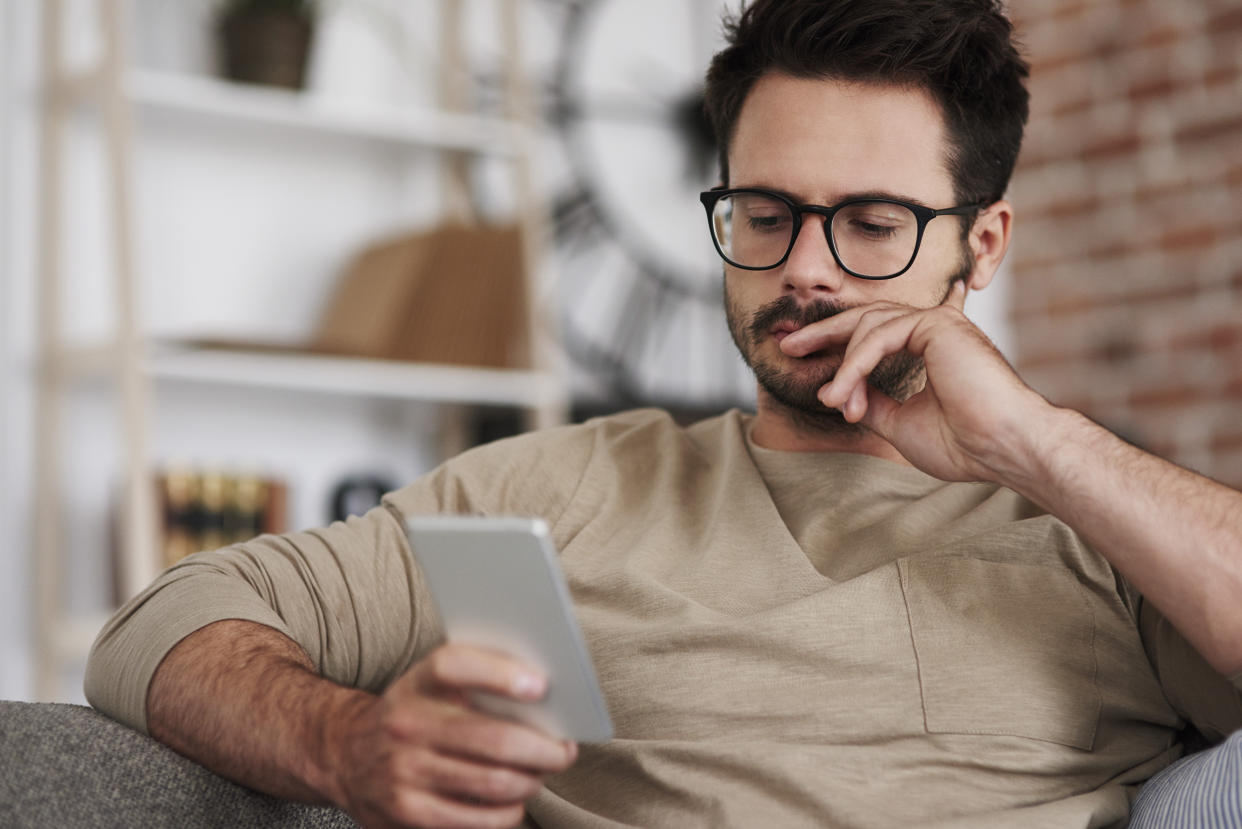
left=2, top=0, right=37, bottom=702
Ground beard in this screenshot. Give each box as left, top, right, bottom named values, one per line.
left=725, top=257, right=970, bottom=436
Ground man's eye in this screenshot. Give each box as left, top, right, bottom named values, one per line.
left=747, top=214, right=790, bottom=233
left=850, top=220, right=900, bottom=239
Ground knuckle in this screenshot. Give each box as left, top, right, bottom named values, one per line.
left=490, top=726, right=526, bottom=760
left=555, top=744, right=578, bottom=771
left=426, top=646, right=456, bottom=680
left=382, top=698, right=437, bottom=743
left=480, top=767, right=522, bottom=801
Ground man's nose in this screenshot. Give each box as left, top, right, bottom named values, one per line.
left=781, top=214, right=846, bottom=299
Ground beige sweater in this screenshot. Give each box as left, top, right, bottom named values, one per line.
left=86, top=408, right=1242, bottom=828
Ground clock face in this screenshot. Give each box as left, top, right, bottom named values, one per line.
left=531, top=0, right=757, bottom=410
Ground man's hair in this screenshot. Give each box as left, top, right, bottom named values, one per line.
left=704, top=0, right=1030, bottom=206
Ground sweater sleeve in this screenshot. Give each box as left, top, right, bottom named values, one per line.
left=84, top=417, right=607, bottom=734
left=83, top=504, right=431, bottom=734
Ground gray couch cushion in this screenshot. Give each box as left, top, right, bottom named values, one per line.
left=0, top=701, right=358, bottom=828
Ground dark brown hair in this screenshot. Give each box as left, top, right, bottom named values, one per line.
left=704, top=0, right=1030, bottom=205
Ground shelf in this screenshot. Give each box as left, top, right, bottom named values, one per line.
left=61, top=342, right=563, bottom=409
left=121, top=70, right=526, bottom=155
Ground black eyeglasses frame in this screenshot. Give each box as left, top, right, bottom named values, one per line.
left=699, top=186, right=986, bottom=280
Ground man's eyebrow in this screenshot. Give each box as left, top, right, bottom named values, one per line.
left=740, top=184, right=936, bottom=208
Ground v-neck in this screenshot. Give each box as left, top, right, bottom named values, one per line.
left=735, top=413, right=977, bottom=580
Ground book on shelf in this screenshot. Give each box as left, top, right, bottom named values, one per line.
left=156, top=468, right=288, bottom=568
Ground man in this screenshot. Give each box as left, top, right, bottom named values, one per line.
left=86, top=1, right=1242, bottom=827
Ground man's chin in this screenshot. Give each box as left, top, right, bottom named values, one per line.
left=779, top=354, right=843, bottom=392
left=765, top=340, right=842, bottom=374
left=752, top=361, right=839, bottom=416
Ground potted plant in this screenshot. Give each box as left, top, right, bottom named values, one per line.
left=217, top=0, right=318, bottom=90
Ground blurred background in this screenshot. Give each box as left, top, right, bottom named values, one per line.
left=0, top=0, right=1237, bottom=703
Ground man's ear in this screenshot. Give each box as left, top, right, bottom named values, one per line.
left=965, top=199, right=1014, bottom=292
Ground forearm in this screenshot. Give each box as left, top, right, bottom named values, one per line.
left=998, top=405, right=1242, bottom=676
left=146, top=618, right=370, bottom=808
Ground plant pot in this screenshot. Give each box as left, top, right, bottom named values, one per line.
left=218, top=10, right=314, bottom=90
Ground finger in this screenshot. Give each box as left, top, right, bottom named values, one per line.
left=414, top=643, right=548, bottom=703
left=779, top=317, right=854, bottom=356
left=391, top=789, right=525, bottom=829
left=836, top=306, right=918, bottom=372
left=841, top=381, right=870, bottom=423
left=418, top=749, right=545, bottom=805
left=779, top=303, right=904, bottom=357
left=434, top=710, right=578, bottom=774
left=820, top=314, right=923, bottom=410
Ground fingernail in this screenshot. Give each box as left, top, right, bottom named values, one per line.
left=566, top=741, right=579, bottom=761
left=513, top=672, right=546, bottom=699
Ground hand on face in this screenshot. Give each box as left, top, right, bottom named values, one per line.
left=778, top=281, right=1050, bottom=483
left=331, top=643, right=578, bottom=829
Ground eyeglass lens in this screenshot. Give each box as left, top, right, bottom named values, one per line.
left=710, top=192, right=920, bottom=277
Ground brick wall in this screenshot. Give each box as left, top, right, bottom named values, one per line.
left=1007, top=0, right=1242, bottom=486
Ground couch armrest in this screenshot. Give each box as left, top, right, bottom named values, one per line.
left=0, top=701, right=356, bottom=828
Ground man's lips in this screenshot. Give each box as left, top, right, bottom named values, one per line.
left=770, top=322, right=803, bottom=343
left=769, top=322, right=839, bottom=361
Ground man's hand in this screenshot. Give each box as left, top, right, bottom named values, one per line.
left=328, top=643, right=578, bottom=829
left=779, top=281, right=1051, bottom=483
left=148, top=623, right=577, bottom=829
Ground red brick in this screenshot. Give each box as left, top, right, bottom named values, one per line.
left=1203, top=64, right=1238, bottom=90
left=1171, top=324, right=1242, bottom=352
left=1137, top=25, right=1186, bottom=50
left=1210, top=434, right=1242, bottom=454
left=1129, top=386, right=1204, bottom=409
left=1159, top=226, right=1220, bottom=252
left=1175, top=112, right=1242, bottom=145
left=1049, top=95, right=1097, bottom=118
left=1206, top=7, right=1242, bottom=33
left=1126, top=74, right=1179, bottom=103
left=1022, top=194, right=1102, bottom=221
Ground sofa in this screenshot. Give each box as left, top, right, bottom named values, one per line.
left=0, top=701, right=356, bottom=828
left=2, top=699, right=1238, bottom=828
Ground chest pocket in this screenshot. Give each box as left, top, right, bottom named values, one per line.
left=898, top=557, right=1101, bottom=750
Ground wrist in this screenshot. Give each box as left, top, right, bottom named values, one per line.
left=979, top=396, right=1090, bottom=499
left=988, top=402, right=1107, bottom=509
left=302, top=684, right=376, bottom=811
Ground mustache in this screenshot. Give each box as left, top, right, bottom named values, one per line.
left=747, top=295, right=850, bottom=345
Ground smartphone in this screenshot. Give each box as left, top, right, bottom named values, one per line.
left=404, top=515, right=613, bottom=742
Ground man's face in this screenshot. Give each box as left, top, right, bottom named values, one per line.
left=723, top=73, right=973, bottom=425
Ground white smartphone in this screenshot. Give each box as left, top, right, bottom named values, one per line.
left=404, top=515, right=613, bottom=743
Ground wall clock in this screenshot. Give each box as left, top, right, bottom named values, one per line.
left=529, top=0, right=756, bottom=411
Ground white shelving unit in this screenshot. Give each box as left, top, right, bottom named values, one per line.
left=64, top=341, right=566, bottom=410
left=32, top=0, right=566, bottom=698
left=126, top=69, right=528, bottom=155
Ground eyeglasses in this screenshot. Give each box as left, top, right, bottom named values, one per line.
left=699, top=187, right=984, bottom=280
